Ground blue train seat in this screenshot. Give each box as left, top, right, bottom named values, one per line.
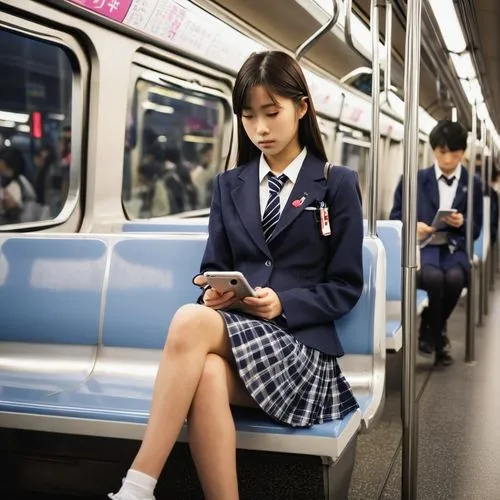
left=364, top=220, right=429, bottom=352
left=0, top=235, right=107, bottom=408
left=473, top=196, right=491, bottom=323
left=0, top=232, right=385, bottom=498
left=474, top=196, right=490, bottom=263
left=336, top=236, right=386, bottom=430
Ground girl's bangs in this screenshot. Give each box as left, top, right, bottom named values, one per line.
left=236, top=80, right=279, bottom=115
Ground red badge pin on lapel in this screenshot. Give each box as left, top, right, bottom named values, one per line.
left=292, top=195, right=306, bottom=208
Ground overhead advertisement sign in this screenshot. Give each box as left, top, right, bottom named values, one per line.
left=66, top=0, right=263, bottom=72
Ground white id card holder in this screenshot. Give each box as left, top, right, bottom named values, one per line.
left=319, top=202, right=331, bottom=236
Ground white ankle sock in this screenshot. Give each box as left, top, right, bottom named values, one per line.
left=112, top=469, right=157, bottom=500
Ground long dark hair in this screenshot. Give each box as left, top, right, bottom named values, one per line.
left=232, top=51, right=327, bottom=165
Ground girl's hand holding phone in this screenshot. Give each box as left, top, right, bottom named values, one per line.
left=193, top=274, right=282, bottom=316
left=204, top=287, right=239, bottom=310
left=193, top=274, right=239, bottom=310
left=241, top=287, right=283, bottom=320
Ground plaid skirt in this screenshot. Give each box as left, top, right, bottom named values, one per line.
left=219, top=310, right=359, bottom=428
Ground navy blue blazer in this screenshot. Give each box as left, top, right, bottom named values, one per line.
left=199, top=152, right=364, bottom=356
left=389, top=165, right=483, bottom=271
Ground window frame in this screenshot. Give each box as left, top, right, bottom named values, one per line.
left=123, top=59, right=234, bottom=220
left=0, top=13, right=88, bottom=231
left=340, top=137, right=370, bottom=214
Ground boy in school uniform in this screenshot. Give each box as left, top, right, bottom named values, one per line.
left=390, top=120, right=483, bottom=366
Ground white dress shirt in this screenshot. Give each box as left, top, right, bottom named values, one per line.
left=259, top=148, right=307, bottom=219
left=434, top=162, right=461, bottom=209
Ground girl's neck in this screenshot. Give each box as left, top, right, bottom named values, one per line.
left=265, top=139, right=302, bottom=173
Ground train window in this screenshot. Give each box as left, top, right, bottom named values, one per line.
left=0, top=29, right=74, bottom=226
left=341, top=140, right=370, bottom=215
left=123, top=77, right=226, bottom=219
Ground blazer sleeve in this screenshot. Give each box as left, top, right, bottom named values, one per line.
left=389, top=175, right=403, bottom=221
left=276, top=169, right=364, bottom=328
left=199, top=173, right=234, bottom=274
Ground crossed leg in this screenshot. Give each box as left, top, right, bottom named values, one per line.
left=130, top=304, right=256, bottom=500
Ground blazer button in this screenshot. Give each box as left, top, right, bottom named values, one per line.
left=265, top=259, right=272, bottom=267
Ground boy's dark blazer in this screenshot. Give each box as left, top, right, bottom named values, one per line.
left=390, top=165, right=483, bottom=271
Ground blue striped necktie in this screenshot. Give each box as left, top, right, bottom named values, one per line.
left=262, top=173, right=288, bottom=242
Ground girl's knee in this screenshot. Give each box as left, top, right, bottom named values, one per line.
left=188, top=354, right=229, bottom=417
left=166, top=304, right=220, bottom=353
left=198, top=354, right=228, bottom=390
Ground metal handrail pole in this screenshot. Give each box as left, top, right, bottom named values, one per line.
left=401, top=0, right=422, bottom=498
left=484, top=128, right=492, bottom=314
left=344, top=0, right=357, bottom=55
left=481, top=121, right=487, bottom=190
left=384, top=0, right=393, bottom=104
left=487, top=131, right=496, bottom=292
left=487, top=130, right=493, bottom=192
left=465, top=104, right=477, bottom=363
left=367, top=0, right=382, bottom=236
left=295, top=0, right=340, bottom=60
left=477, top=120, right=488, bottom=324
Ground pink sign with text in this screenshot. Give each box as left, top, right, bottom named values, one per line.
left=67, top=0, right=133, bottom=22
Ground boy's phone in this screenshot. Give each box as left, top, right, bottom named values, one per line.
left=203, top=271, right=257, bottom=299
left=431, top=208, right=457, bottom=230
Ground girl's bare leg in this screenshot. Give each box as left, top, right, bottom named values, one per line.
left=130, top=304, right=233, bottom=478
left=187, top=354, right=257, bottom=500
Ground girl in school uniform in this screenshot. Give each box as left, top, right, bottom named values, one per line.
left=110, top=50, right=364, bottom=500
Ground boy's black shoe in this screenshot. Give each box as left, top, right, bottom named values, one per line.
left=419, top=338, right=434, bottom=356
left=435, top=349, right=454, bottom=366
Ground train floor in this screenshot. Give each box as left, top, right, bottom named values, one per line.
left=350, top=278, right=500, bottom=499
left=7, top=279, right=500, bottom=500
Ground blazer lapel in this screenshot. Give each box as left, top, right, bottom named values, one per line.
left=451, top=166, right=468, bottom=210
left=230, top=159, right=271, bottom=258
left=268, top=153, right=327, bottom=243
left=423, top=167, right=440, bottom=212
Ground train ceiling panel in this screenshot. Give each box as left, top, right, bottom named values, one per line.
left=209, top=0, right=453, bottom=123
left=355, top=0, right=470, bottom=122
left=210, top=0, right=369, bottom=77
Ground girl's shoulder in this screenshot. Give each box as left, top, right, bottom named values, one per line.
left=326, top=163, right=355, bottom=179
left=324, top=164, right=360, bottom=190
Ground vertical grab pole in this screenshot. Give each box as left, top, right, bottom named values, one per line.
left=384, top=0, right=393, bottom=104
left=401, top=0, right=422, bottom=498
left=465, top=105, right=477, bottom=363
left=484, top=127, right=491, bottom=314
left=477, top=121, right=486, bottom=325
left=488, top=132, right=496, bottom=291
left=367, top=0, right=382, bottom=236
left=481, top=121, right=487, bottom=187
left=496, top=142, right=500, bottom=276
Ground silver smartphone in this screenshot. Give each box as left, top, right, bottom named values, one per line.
left=431, top=208, right=457, bottom=230
left=203, top=271, right=257, bottom=299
